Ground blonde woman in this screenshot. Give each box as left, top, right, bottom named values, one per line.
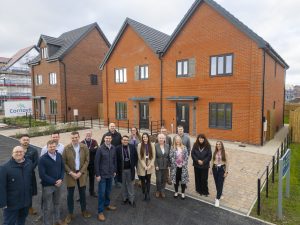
left=137, top=133, right=155, bottom=201
left=211, top=141, right=229, bottom=207
left=170, top=135, right=189, bottom=199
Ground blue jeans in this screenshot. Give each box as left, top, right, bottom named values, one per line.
left=67, top=180, right=86, bottom=214
left=98, top=178, right=112, bottom=213
left=3, top=207, right=29, bottom=225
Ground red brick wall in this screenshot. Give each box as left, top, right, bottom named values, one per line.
left=103, top=25, right=161, bottom=125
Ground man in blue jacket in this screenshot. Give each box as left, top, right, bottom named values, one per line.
left=38, top=140, right=65, bottom=225
left=0, top=146, right=33, bottom=225
left=95, top=133, right=117, bottom=222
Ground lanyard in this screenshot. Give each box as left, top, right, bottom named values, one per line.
left=84, top=139, right=92, bottom=150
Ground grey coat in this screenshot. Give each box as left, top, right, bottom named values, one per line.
left=154, top=143, right=170, bottom=170
left=179, top=134, right=191, bottom=155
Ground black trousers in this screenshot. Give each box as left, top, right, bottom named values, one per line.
left=88, top=165, right=95, bottom=194
left=139, top=174, right=151, bottom=194
left=174, top=167, right=186, bottom=193
left=194, top=167, right=209, bottom=195
left=212, top=165, right=225, bottom=200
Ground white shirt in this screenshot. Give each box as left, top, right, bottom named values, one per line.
left=40, top=143, right=64, bottom=157
left=47, top=151, right=57, bottom=161
left=73, top=144, right=80, bottom=171
left=161, top=146, right=165, bottom=155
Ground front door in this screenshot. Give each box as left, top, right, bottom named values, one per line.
left=139, top=102, right=149, bottom=129
left=176, top=103, right=189, bottom=133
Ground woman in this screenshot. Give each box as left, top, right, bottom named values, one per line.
left=137, top=133, right=155, bottom=201
left=170, top=135, right=189, bottom=200
left=155, top=133, right=170, bottom=198
left=129, top=127, right=141, bottom=148
left=191, top=134, right=212, bottom=197
left=211, top=141, right=229, bottom=207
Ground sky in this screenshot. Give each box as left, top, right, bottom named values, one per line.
left=0, top=0, right=299, bottom=84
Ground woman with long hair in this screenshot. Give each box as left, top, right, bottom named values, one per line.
left=129, top=127, right=141, bottom=148
left=137, top=133, right=155, bottom=201
left=211, top=141, right=229, bottom=207
left=170, top=135, right=189, bottom=200
left=191, top=134, right=212, bottom=197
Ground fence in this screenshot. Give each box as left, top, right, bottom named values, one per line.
left=256, top=131, right=292, bottom=215
left=289, top=108, right=300, bottom=143
left=284, top=103, right=300, bottom=116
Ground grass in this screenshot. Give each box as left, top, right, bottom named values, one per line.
left=2, top=116, right=48, bottom=127
left=250, top=143, right=300, bottom=225
left=284, top=115, right=289, bottom=124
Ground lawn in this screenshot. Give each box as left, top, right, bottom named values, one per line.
left=2, top=115, right=48, bottom=127
left=250, top=143, right=300, bottom=225
left=284, top=115, right=289, bottom=124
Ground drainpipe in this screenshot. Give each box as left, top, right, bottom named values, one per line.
left=261, top=49, right=266, bottom=146
left=283, top=70, right=286, bottom=127
left=31, top=65, right=35, bottom=114
left=60, top=60, right=68, bottom=121
left=158, top=51, right=163, bottom=127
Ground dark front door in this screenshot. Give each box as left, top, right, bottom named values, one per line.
left=139, top=102, right=149, bottom=129
left=176, top=103, right=189, bottom=133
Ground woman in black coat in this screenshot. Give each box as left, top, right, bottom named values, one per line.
left=191, top=134, right=212, bottom=196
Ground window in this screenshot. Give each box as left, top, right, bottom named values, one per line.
left=49, top=73, right=57, bottom=85
left=36, top=74, right=43, bottom=85
left=41, top=47, right=48, bottom=59
left=115, top=68, right=127, bottom=83
left=176, top=59, right=189, bottom=76
left=139, top=65, right=149, bottom=80
left=209, top=103, right=232, bottom=129
left=90, top=74, right=98, bottom=85
left=115, top=102, right=127, bottom=120
left=273, top=101, right=276, bottom=109
left=210, top=54, right=233, bottom=76
left=49, top=99, right=58, bottom=115
left=274, top=62, right=277, bottom=78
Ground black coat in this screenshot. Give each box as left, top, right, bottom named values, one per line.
left=116, top=144, right=138, bottom=182
left=0, top=158, right=33, bottom=210
left=24, top=145, right=39, bottom=196
left=81, top=139, right=99, bottom=168
left=191, top=144, right=212, bottom=169
left=100, top=131, right=122, bottom=147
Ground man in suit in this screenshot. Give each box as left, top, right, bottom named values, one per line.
left=62, top=131, right=91, bottom=224
left=116, top=135, right=138, bottom=207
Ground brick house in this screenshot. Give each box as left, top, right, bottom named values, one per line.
left=29, top=23, right=110, bottom=121
left=100, top=0, right=288, bottom=145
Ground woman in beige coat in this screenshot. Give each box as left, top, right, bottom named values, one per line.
left=137, top=132, right=155, bottom=201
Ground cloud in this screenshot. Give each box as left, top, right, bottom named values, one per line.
left=0, top=0, right=298, bottom=83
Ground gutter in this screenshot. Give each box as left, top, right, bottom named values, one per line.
left=261, top=49, right=266, bottom=146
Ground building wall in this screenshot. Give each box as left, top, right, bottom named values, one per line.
left=63, top=28, right=109, bottom=120
left=103, top=25, right=161, bottom=126
left=264, top=53, right=285, bottom=133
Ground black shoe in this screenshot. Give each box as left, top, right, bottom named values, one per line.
left=76, top=198, right=80, bottom=202
left=122, top=199, right=129, bottom=205
left=143, top=193, right=147, bottom=201
left=130, top=201, right=136, bottom=208
left=146, top=193, right=150, bottom=202
left=90, top=192, right=98, bottom=198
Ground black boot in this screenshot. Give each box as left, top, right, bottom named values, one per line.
left=143, top=192, right=147, bottom=201
left=146, top=192, right=150, bottom=202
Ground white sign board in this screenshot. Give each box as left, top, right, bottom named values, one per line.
left=4, top=100, right=33, bottom=117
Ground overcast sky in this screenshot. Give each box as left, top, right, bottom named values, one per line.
left=0, top=0, right=299, bottom=84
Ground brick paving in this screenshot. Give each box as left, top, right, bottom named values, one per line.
left=0, top=124, right=288, bottom=217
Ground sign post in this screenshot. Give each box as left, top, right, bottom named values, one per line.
left=278, top=149, right=291, bottom=219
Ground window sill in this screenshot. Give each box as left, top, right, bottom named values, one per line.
left=209, top=126, right=232, bottom=130
left=210, top=74, right=233, bottom=77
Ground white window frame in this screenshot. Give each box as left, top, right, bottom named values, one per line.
left=115, top=68, right=127, bottom=83
left=139, top=65, right=149, bottom=80
left=36, top=74, right=43, bottom=85
left=49, top=72, right=57, bottom=85
left=176, top=59, right=189, bottom=77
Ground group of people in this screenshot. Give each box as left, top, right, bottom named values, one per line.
left=0, top=123, right=229, bottom=225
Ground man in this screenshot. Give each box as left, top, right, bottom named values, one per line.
left=177, top=125, right=191, bottom=155
left=0, top=146, right=33, bottom=225
left=62, top=131, right=91, bottom=223
left=38, top=140, right=65, bottom=225
left=81, top=130, right=99, bottom=197
left=40, top=132, right=64, bottom=156
left=20, top=134, right=39, bottom=215
left=116, top=135, right=138, bottom=207
left=95, top=133, right=117, bottom=222
left=100, top=123, right=122, bottom=187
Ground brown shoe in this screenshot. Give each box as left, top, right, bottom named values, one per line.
left=98, top=213, right=106, bottom=222
left=155, top=191, right=160, bottom=198
left=105, top=205, right=117, bottom=211
left=64, top=214, right=74, bottom=224
left=28, top=207, right=38, bottom=215
left=54, top=220, right=66, bottom=225
left=161, top=192, right=166, bottom=198
left=81, top=211, right=91, bottom=218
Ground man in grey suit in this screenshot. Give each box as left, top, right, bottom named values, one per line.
left=177, top=125, right=191, bottom=156
left=155, top=133, right=171, bottom=198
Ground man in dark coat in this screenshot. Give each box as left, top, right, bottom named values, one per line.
left=116, top=135, right=138, bottom=207
left=20, top=134, right=39, bottom=215
left=0, top=146, right=33, bottom=225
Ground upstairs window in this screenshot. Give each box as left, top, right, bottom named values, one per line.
left=210, top=54, right=233, bottom=76
left=115, top=68, right=127, bottom=83
left=176, top=59, right=189, bottom=77
left=49, top=73, right=57, bottom=85
left=36, top=74, right=43, bottom=85
left=41, top=47, right=48, bottom=59
left=90, top=74, right=98, bottom=85
left=139, top=65, right=149, bottom=80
